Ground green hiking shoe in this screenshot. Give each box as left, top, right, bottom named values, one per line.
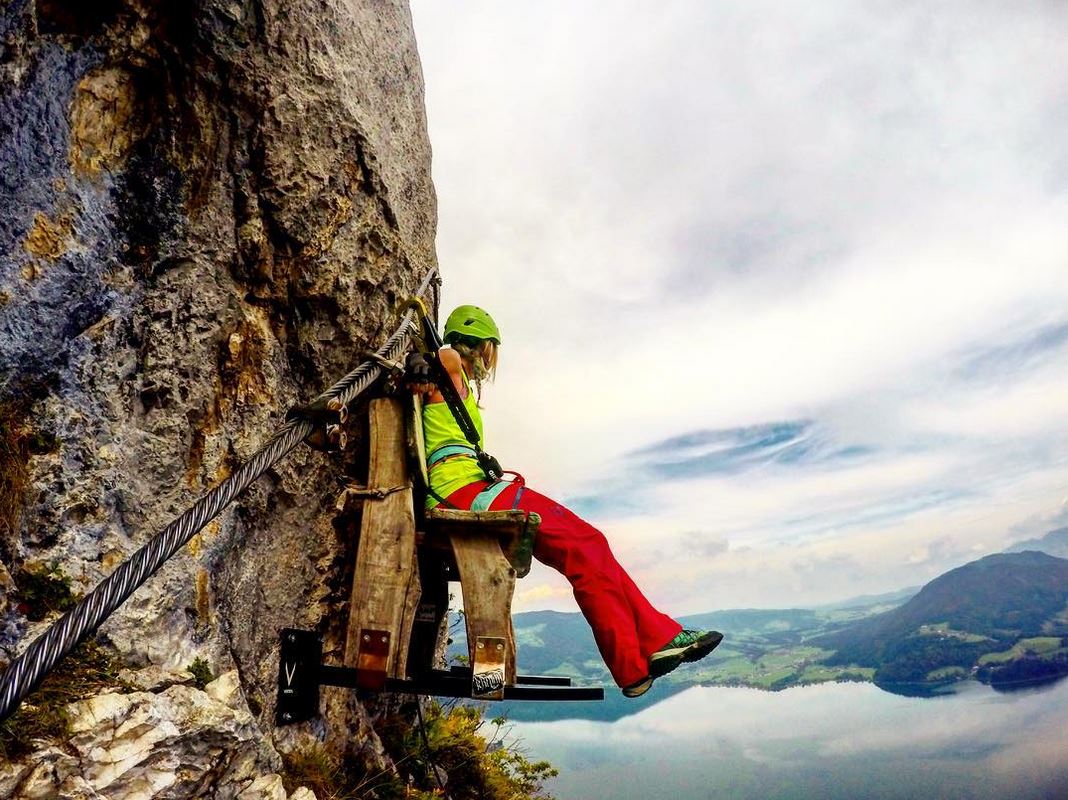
left=621, top=630, right=724, bottom=699
left=654, top=629, right=724, bottom=664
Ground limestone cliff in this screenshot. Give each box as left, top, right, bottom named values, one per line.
left=0, top=0, right=436, bottom=796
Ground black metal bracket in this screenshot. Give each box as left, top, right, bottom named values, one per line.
left=276, top=628, right=604, bottom=726
left=276, top=628, right=323, bottom=726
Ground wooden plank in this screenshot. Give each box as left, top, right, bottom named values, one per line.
left=471, top=635, right=507, bottom=700
left=426, top=508, right=530, bottom=526
left=450, top=533, right=517, bottom=687
left=345, top=398, right=421, bottom=681
left=426, top=508, right=539, bottom=578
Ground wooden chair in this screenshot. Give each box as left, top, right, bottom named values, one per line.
left=343, top=396, right=538, bottom=700
left=275, top=395, right=600, bottom=726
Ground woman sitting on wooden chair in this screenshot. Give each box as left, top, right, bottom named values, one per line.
left=409, top=304, right=723, bottom=698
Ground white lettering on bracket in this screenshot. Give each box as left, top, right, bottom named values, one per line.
left=472, top=669, right=505, bottom=695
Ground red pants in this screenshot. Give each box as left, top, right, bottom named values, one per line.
left=444, top=481, right=682, bottom=688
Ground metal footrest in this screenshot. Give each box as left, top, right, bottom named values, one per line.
left=276, top=628, right=603, bottom=726
left=384, top=672, right=604, bottom=702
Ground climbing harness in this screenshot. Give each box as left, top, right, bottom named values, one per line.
left=0, top=269, right=441, bottom=724
left=426, top=443, right=478, bottom=468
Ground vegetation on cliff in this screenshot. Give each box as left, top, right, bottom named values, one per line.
left=282, top=701, right=557, bottom=800
left=0, top=638, right=132, bottom=761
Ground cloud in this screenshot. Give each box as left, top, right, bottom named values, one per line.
left=679, top=532, right=730, bottom=559
left=515, top=583, right=573, bottom=606
left=1007, top=498, right=1068, bottom=539
left=954, top=320, right=1068, bottom=383
left=905, top=536, right=954, bottom=566
left=627, top=420, right=872, bottom=479
left=411, top=1, right=1068, bottom=611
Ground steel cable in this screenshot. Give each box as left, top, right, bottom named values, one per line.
left=0, top=268, right=438, bottom=722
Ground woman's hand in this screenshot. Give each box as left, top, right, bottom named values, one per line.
left=405, top=351, right=435, bottom=395
left=405, top=348, right=467, bottom=401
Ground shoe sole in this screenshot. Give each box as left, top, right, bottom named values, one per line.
left=685, top=630, right=724, bottom=662
left=622, top=677, right=653, bottom=698
left=648, top=650, right=684, bottom=679
left=657, top=631, right=724, bottom=664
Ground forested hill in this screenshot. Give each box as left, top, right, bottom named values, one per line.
left=817, top=551, right=1068, bottom=687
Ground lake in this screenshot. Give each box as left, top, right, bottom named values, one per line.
left=507, top=678, right=1068, bottom=799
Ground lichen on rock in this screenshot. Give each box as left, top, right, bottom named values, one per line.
left=23, top=211, right=73, bottom=263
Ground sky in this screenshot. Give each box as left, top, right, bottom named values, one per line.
left=408, top=1, right=1068, bottom=614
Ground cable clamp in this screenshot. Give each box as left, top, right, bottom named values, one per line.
left=363, top=350, right=406, bottom=376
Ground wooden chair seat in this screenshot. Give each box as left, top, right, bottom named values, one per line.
left=423, top=507, right=538, bottom=579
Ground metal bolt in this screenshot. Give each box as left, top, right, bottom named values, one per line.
left=282, top=712, right=293, bottom=722
left=287, top=633, right=296, bottom=643
left=497, top=643, right=504, bottom=651
left=477, top=642, right=484, bottom=649
left=363, top=634, right=370, bottom=642
left=381, top=636, right=388, bottom=643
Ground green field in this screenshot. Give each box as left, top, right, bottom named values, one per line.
left=916, top=623, right=992, bottom=643
left=926, top=666, right=969, bottom=681
left=665, top=643, right=874, bottom=691
left=978, top=637, right=1066, bottom=665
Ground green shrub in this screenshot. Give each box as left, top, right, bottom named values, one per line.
left=15, top=562, right=76, bottom=621
left=379, top=700, right=557, bottom=800
left=281, top=742, right=437, bottom=800
left=290, top=698, right=560, bottom=799
left=187, top=657, right=213, bottom=690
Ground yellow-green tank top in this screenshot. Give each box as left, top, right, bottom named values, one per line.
left=422, top=372, right=485, bottom=507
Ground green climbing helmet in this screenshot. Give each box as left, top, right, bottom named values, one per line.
left=443, top=305, right=501, bottom=345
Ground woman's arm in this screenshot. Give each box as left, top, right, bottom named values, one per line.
left=424, top=346, right=468, bottom=404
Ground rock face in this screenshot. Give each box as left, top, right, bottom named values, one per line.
left=0, top=0, right=436, bottom=796
left=0, top=670, right=282, bottom=799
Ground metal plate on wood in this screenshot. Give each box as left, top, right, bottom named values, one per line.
left=472, top=635, right=507, bottom=700
left=356, top=628, right=391, bottom=690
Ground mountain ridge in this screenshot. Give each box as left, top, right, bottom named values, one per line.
left=816, top=551, right=1068, bottom=688
left=1005, top=526, right=1068, bottom=559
